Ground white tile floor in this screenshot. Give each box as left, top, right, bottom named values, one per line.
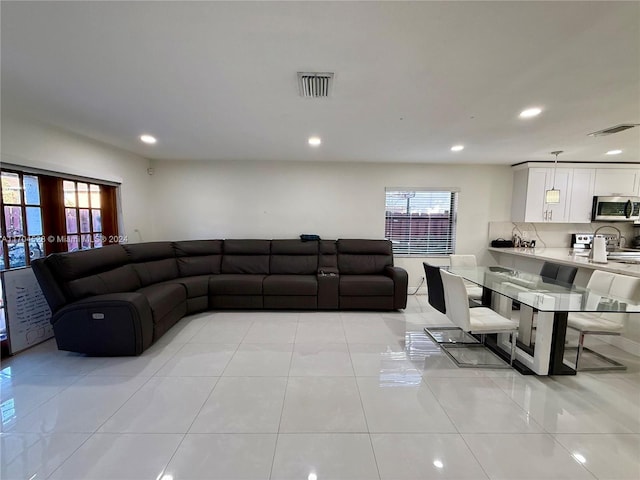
left=1, top=295, right=640, bottom=479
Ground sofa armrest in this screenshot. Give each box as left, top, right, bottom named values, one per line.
left=52, top=292, right=154, bottom=356
left=384, top=266, right=408, bottom=309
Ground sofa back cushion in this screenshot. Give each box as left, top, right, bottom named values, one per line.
left=133, top=259, right=180, bottom=286
left=123, top=242, right=179, bottom=286
left=337, top=239, right=393, bottom=274
left=44, top=245, right=141, bottom=302
left=222, top=239, right=271, bottom=274
left=67, top=265, right=142, bottom=299
left=123, top=242, right=175, bottom=262
left=48, top=244, right=129, bottom=282
left=270, top=239, right=318, bottom=274
left=173, top=240, right=223, bottom=276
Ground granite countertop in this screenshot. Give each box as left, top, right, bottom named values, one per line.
left=488, top=247, right=640, bottom=278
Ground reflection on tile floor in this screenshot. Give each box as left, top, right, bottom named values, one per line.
left=1, top=296, right=639, bottom=479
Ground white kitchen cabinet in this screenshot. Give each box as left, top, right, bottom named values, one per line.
left=512, top=167, right=570, bottom=222
left=513, top=163, right=640, bottom=224
left=594, top=169, right=640, bottom=196
left=567, top=168, right=595, bottom=222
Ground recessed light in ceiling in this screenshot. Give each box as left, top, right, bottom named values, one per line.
left=308, top=136, right=321, bottom=147
left=519, top=107, right=542, bottom=118
left=451, top=145, right=464, bottom=152
left=572, top=453, right=587, bottom=464
left=140, top=134, right=157, bottom=144
left=606, top=149, right=622, bottom=155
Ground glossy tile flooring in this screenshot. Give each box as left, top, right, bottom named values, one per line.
left=1, top=295, right=639, bottom=479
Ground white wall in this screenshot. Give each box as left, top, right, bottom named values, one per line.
left=1, top=115, right=153, bottom=240
left=149, top=159, right=513, bottom=287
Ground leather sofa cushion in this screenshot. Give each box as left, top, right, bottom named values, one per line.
left=48, top=244, right=129, bottom=281
left=177, top=255, right=222, bottom=276
left=133, top=258, right=179, bottom=286
left=337, top=239, right=392, bottom=255
left=137, top=283, right=186, bottom=321
left=340, top=275, right=394, bottom=296
left=222, top=255, right=270, bottom=274
left=173, top=240, right=223, bottom=256
left=124, top=242, right=175, bottom=262
left=271, top=239, right=318, bottom=255
left=270, top=255, right=317, bottom=274
left=209, top=274, right=266, bottom=295
left=263, top=275, right=317, bottom=295
left=270, top=239, right=318, bottom=274
left=67, top=264, right=141, bottom=300
left=337, top=239, right=393, bottom=275
left=338, top=254, right=392, bottom=275
left=320, top=240, right=337, bottom=254
left=161, top=275, right=210, bottom=298
left=319, top=240, right=338, bottom=269
left=224, top=239, right=271, bottom=254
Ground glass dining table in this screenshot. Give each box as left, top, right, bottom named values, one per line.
left=447, top=266, right=637, bottom=375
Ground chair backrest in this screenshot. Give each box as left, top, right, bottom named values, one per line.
left=423, top=262, right=446, bottom=314
left=449, top=254, right=477, bottom=267
left=440, top=269, right=472, bottom=331
left=539, top=261, right=578, bottom=286
left=586, top=270, right=640, bottom=327
left=586, top=270, right=615, bottom=293
left=606, top=273, right=640, bottom=326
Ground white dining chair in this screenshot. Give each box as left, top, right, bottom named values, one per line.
left=567, top=270, right=640, bottom=371
left=449, top=254, right=483, bottom=302
left=439, top=269, right=519, bottom=367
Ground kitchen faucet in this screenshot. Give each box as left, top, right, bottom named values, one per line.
left=593, top=225, right=625, bottom=249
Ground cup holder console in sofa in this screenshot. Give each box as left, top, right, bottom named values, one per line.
left=31, top=238, right=408, bottom=356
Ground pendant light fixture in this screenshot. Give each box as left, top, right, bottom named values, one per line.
left=545, top=150, right=563, bottom=204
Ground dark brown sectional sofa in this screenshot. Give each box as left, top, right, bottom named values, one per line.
left=31, top=239, right=408, bottom=356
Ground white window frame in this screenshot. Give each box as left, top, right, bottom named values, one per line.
left=384, top=187, right=459, bottom=256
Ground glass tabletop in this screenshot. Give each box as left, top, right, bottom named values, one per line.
left=447, top=266, right=639, bottom=313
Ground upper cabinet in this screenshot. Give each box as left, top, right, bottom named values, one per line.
left=512, top=163, right=640, bottom=223
left=512, top=167, right=580, bottom=223
left=594, top=169, right=640, bottom=196
left=567, top=169, right=596, bottom=222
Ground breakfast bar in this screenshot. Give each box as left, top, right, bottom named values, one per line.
left=488, top=247, right=640, bottom=278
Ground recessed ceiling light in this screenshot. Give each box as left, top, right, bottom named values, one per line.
left=606, top=149, right=622, bottom=155
left=308, top=136, right=321, bottom=147
left=451, top=145, right=464, bottom=152
left=519, top=107, right=542, bottom=118
left=572, top=453, right=587, bottom=464
left=140, top=134, right=157, bottom=144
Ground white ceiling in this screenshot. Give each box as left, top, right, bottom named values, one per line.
left=2, top=1, right=639, bottom=165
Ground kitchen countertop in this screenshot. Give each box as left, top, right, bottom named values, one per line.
left=488, top=247, right=640, bottom=278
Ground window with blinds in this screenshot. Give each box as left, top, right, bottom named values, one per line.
left=384, top=189, right=458, bottom=256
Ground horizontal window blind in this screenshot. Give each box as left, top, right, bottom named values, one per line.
left=385, top=189, right=458, bottom=256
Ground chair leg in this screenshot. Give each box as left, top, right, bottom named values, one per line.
left=510, top=332, right=517, bottom=366
left=576, top=332, right=585, bottom=370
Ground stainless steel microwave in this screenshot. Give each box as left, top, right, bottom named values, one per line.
left=592, top=196, right=640, bottom=222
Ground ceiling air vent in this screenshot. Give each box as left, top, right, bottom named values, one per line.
left=587, top=124, right=638, bottom=137
left=298, top=72, right=334, bottom=98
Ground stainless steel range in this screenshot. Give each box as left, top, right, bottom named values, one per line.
left=571, top=233, right=593, bottom=250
